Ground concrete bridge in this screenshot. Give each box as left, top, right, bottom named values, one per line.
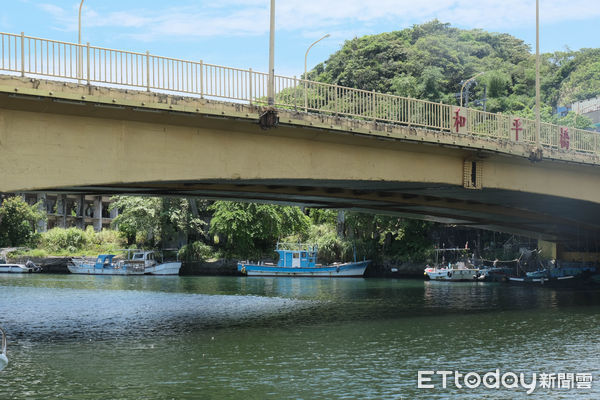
left=1, top=32, right=600, bottom=258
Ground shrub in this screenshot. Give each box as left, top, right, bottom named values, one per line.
left=41, top=227, right=89, bottom=252
left=178, top=241, right=215, bottom=262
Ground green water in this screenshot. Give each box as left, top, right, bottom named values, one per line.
left=1, top=274, right=599, bottom=399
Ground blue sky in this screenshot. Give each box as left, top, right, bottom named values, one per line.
left=1, top=1, right=599, bottom=78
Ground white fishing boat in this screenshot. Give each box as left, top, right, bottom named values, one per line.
left=125, top=250, right=182, bottom=275
left=238, top=243, right=369, bottom=277
left=424, top=247, right=479, bottom=281
left=425, top=263, right=479, bottom=281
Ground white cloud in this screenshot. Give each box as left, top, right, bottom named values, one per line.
left=37, top=0, right=600, bottom=41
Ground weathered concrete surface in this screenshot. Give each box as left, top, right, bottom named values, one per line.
left=1, top=75, right=600, bottom=244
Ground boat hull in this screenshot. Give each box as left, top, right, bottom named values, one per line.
left=426, top=268, right=479, bottom=281
left=67, top=265, right=145, bottom=275
left=508, top=275, right=575, bottom=285
left=238, top=261, right=369, bottom=277
left=144, top=262, right=182, bottom=275
left=0, top=264, right=32, bottom=273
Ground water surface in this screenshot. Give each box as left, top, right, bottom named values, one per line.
left=1, top=274, right=599, bottom=399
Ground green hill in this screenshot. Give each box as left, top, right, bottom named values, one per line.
left=307, top=20, right=598, bottom=125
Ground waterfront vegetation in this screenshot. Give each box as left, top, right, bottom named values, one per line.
left=0, top=195, right=439, bottom=266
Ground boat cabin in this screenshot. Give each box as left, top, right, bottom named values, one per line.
left=275, top=243, right=318, bottom=268
left=95, top=254, right=116, bottom=269
left=130, top=251, right=158, bottom=267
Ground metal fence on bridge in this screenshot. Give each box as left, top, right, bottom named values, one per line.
left=0, top=31, right=597, bottom=155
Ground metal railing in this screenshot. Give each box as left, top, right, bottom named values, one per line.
left=1, top=31, right=598, bottom=157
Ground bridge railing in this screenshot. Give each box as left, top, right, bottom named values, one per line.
left=1, top=31, right=598, bottom=157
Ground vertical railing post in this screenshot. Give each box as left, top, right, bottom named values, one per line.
left=407, top=99, right=412, bottom=127
left=371, top=90, right=376, bottom=120
left=335, top=85, right=339, bottom=117
left=146, top=51, right=150, bottom=92
left=595, top=130, right=598, bottom=155
left=293, top=76, right=297, bottom=111
left=248, top=68, right=252, bottom=106
left=86, top=42, right=90, bottom=85
left=20, top=32, right=25, bottom=77
left=199, top=60, right=204, bottom=99
left=304, top=79, right=308, bottom=112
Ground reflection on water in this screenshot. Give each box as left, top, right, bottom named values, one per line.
left=1, top=274, right=599, bottom=399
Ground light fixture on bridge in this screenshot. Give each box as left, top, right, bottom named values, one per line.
left=460, top=72, right=484, bottom=108
left=304, top=33, right=330, bottom=112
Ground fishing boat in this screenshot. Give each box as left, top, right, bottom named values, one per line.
left=68, top=254, right=145, bottom=275
left=424, top=247, right=479, bottom=281
left=68, top=251, right=182, bottom=275
left=238, top=243, right=369, bottom=277
left=0, top=327, right=8, bottom=371
left=507, top=264, right=596, bottom=285
left=125, top=250, right=182, bottom=275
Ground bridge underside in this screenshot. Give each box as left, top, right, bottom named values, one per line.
left=2, top=76, right=600, bottom=248
left=51, top=179, right=600, bottom=248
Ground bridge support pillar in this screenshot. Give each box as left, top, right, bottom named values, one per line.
left=556, top=245, right=600, bottom=263
left=93, top=196, right=103, bottom=232
left=76, top=195, right=85, bottom=229
left=36, top=193, right=47, bottom=233
left=538, top=239, right=556, bottom=260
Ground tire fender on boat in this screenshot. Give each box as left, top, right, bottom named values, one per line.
left=447, top=271, right=452, bottom=278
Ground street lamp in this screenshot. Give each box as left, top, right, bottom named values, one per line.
left=267, top=0, right=275, bottom=105
left=460, top=72, right=484, bottom=107
left=78, top=0, right=85, bottom=82
left=304, top=33, right=330, bottom=111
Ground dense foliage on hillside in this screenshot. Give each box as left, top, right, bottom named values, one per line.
left=308, top=20, right=597, bottom=127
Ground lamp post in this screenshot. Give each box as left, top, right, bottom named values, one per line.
left=304, top=33, right=330, bottom=111
left=267, top=0, right=275, bottom=106
left=78, top=0, right=85, bottom=83
left=460, top=72, right=483, bottom=107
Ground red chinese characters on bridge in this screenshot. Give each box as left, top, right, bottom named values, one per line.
left=453, top=108, right=466, bottom=133
left=512, top=118, right=523, bottom=141
left=560, top=127, right=570, bottom=150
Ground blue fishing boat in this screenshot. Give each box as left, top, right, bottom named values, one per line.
left=68, top=254, right=145, bottom=275
left=238, top=243, right=370, bottom=277
left=508, top=264, right=597, bottom=285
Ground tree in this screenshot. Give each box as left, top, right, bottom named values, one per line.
left=159, top=198, right=206, bottom=245
left=209, top=201, right=310, bottom=259
left=304, top=20, right=599, bottom=116
left=0, top=196, right=45, bottom=247
left=110, top=196, right=161, bottom=246
left=110, top=196, right=206, bottom=247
